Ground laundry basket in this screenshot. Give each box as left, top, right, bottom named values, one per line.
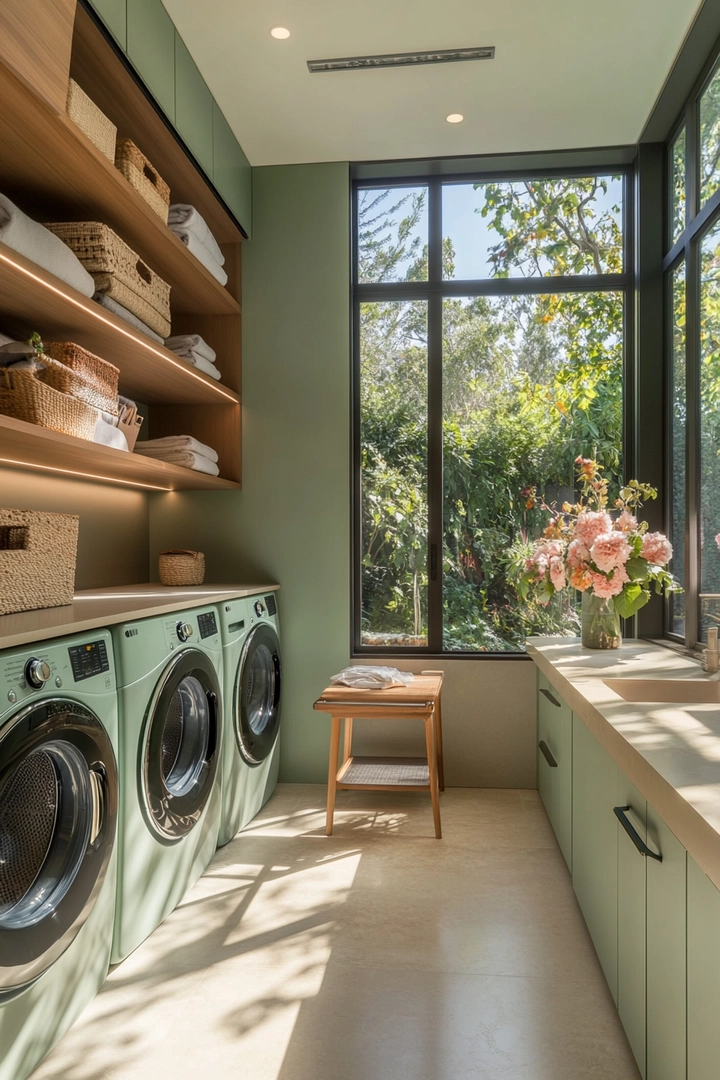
left=0, top=508, right=79, bottom=614
left=42, top=342, right=119, bottom=414
left=66, top=79, right=117, bottom=161
left=0, top=367, right=98, bottom=440
left=115, top=139, right=170, bottom=223
left=158, top=549, right=205, bottom=586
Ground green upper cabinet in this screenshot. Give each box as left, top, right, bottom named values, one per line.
left=174, top=34, right=213, bottom=180
left=127, top=0, right=175, bottom=123
left=213, top=101, right=251, bottom=237
left=92, top=0, right=127, bottom=50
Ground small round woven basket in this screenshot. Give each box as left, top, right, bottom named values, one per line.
left=158, top=549, right=205, bottom=586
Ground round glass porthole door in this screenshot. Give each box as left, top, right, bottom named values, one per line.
left=236, top=624, right=282, bottom=765
left=0, top=701, right=117, bottom=995
left=143, top=650, right=220, bottom=841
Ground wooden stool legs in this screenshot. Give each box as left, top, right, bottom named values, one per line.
left=424, top=714, right=442, bottom=839
left=326, top=715, right=342, bottom=836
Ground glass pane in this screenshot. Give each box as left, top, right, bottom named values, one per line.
left=670, top=262, right=686, bottom=638
left=700, top=221, right=720, bottom=638
left=442, top=176, right=623, bottom=280
left=442, top=292, right=624, bottom=652
left=360, top=299, right=428, bottom=646
left=357, top=186, right=428, bottom=283
left=671, top=128, right=686, bottom=245
left=700, top=64, right=720, bottom=206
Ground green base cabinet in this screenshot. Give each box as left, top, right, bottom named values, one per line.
left=572, top=715, right=619, bottom=1001
left=537, top=673, right=572, bottom=869
left=616, top=778, right=647, bottom=1078
left=127, top=0, right=175, bottom=122
left=688, top=855, right=720, bottom=1080
left=91, top=0, right=126, bottom=49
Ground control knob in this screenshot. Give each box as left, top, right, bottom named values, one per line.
left=26, top=658, right=51, bottom=689
left=176, top=622, right=193, bottom=642
left=254, top=601, right=265, bottom=617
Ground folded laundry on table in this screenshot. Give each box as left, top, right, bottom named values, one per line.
left=94, top=292, right=164, bottom=343
left=138, top=435, right=218, bottom=462
left=135, top=448, right=219, bottom=476
left=329, top=666, right=415, bottom=689
left=170, top=229, right=227, bottom=286
left=0, top=193, right=94, bottom=297
left=168, top=205, right=225, bottom=266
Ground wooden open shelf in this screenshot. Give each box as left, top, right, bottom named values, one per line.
left=0, top=414, right=241, bottom=491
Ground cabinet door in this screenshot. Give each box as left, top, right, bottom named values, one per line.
left=91, top=0, right=127, bottom=50
left=688, top=855, right=720, bottom=1080
left=646, top=805, right=686, bottom=1080
left=616, top=777, right=647, bottom=1078
left=537, top=673, right=572, bottom=870
left=175, top=33, right=213, bottom=179
left=127, top=0, right=175, bottom=122
left=572, top=715, right=618, bottom=1001
left=213, top=101, right=251, bottom=236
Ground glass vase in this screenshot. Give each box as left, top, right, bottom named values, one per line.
left=581, top=590, right=621, bottom=650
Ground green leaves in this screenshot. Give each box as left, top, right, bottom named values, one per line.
left=614, top=583, right=651, bottom=619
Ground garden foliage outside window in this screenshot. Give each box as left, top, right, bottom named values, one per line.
left=355, top=174, right=627, bottom=653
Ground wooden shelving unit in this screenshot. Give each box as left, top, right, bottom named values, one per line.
left=0, top=3, right=243, bottom=490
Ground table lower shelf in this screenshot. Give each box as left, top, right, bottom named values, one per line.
left=336, top=756, right=430, bottom=791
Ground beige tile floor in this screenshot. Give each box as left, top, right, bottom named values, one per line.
left=32, top=786, right=640, bottom=1080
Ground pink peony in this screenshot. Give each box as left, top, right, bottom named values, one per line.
left=716, top=533, right=720, bottom=550
left=549, top=556, right=566, bottom=591
left=616, top=510, right=638, bottom=533
left=575, top=511, right=613, bottom=548
left=567, top=537, right=591, bottom=569
left=590, top=564, right=628, bottom=598
left=640, top=532, right=673, bottom=566
left=590, top=531, right=632, bottom=572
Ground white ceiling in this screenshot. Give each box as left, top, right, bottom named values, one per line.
left=163, top=0, right=703, bottom=166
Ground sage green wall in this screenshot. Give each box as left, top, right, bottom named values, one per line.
left=149, top=162, right=351, bottom=782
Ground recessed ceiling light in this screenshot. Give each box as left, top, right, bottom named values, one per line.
left=270, top=27, right=290, bottom=40
left=446, top=113, right=464, bottom=124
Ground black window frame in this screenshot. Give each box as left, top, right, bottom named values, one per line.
left=352, top=165, right=634, bottom=658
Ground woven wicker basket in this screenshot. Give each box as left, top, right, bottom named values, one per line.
left=115, top=138, right=170, bottom=223
left=43, top=222, right=171, bottom=338
left=158, top=549, right=205, bottom=586
left=39, top=353, right=118, bottom=415
left=0, top=507, right=79, bottom=614
left=66, top=79, right=117, bottom=161
left=0, top=367, right=97, bottom=440
left=43, top=342, right=119, bottom=414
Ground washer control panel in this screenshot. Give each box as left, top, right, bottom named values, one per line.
left=253, top=600, right=265, bottom=618
left=176, top=621, right=194, bottom=642
left=0, top=633, right=115, bottom=707
left=25, top=658, right=52, bottom=689
left=68, top=639, right=110, bottom=682
left=197, top=611, right=218, bottom=639
left=163, top=609, right=220, bottom=651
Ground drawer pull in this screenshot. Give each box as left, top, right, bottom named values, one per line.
left=539, top=687, right=561, bottom=707
left=614, top=806, right=662, bottom=861
left=539, top=740, right=558, bottom=768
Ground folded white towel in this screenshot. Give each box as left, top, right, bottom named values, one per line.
left=170, top=229, right=228, bottom=286
left=329, top=666, right=415, bottom=689
left=136, top=448, right=219, bottom=476
left=187, top=353, right=221, bottom=381
left=167, top=205, right=225, bottom=266
left=138, top=435, right=218, bottom=462
left=94, top=293, right=164, bottom=343
left=94, top=414, right=128, bottom=450
left=165, top=334, right=217, bottom=364
left=0, top=194, right=95, bottom=297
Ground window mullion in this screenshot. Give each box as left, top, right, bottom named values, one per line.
left=427, top=181, right=444, bottom=652
left=686, top=233, right=700, bottom=649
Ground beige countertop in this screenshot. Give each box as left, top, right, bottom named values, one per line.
left=0, top=583, right=280, bottom=650
left=528, top=636, right=720, bottom=890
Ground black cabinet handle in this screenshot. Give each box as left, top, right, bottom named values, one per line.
left=539, top=740, right=558, bottom=768
left=614, top=806, right=662, bottom=861
left=539, top=688, right=561, bottom=707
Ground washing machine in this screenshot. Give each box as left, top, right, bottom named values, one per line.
left=217, top=591, right=282, bottom=846
left=0, top=630, right=118, bottom=1080
left=111, top=605, right=222, bottom=963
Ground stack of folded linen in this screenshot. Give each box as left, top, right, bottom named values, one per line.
left=134, top=434, right=219, bottom=476
left=0, top=193, right=94, bottom=297
left=164, top=334, right=221, bottom=380
left=168, top=205, right=227, bottom=286
left=94, top=292, right=164, bottom=343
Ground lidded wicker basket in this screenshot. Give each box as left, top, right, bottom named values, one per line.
left=158, top=549, right=205, bottom=586
left=0, top=367, right=97, bottom=440
left=115, top=138, right=170, bottom=223
left=66, top=79, right=117, bottom=161
left=0, top=507, right=79, bottom=614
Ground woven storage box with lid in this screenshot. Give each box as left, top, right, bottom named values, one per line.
left=43, top=222, right=171, bottom=338
left=43, top=342, right=119, bottom=414
left=0, top=508, right=79, bottom=614
left=66, top=79, right=117, bottom=161
left=0, top=367, right=97, bottom=440
left=158, top=549, right=205, bottom=586
left=115, top=139, right=170, bottom=223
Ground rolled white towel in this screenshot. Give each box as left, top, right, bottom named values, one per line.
left=137, top=435, right=218, bottom=463
left=165, top=334, right=217, bottom=364
left=0, top=194, right=95, bottom=297
left=167, top=204, right=225, bottom=266
left=135, top=448, right=219, bottom=476
left=170, top=229, right=228, bottom=286
left=94, top=414, right=128, bottom=451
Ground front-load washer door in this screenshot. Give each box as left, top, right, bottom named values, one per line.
left=142, top=649, right=220, bottom=841
left=235, top=623, right=282, bottom=765
left=0, top=700, right=117, bottom=995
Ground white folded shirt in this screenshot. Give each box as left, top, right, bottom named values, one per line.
left=329, top=666, right=415, bottom=689
left=137, top=435, right=218, bottom=462
left=168, top=204, right=225, bottom=266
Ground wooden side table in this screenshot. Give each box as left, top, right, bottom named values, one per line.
left=313, top=671, right=444, bottom=838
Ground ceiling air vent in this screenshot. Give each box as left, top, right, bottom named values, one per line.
left=307, top=46, right=495, bottom=74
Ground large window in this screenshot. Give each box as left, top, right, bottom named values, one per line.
left=354, top=173, right=629, bottom=654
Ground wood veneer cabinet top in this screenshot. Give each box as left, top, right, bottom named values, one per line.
left=0, top=0, right=76, bottom=113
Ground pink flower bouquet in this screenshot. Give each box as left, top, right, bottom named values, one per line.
left=519, top=458, right=679, bottom=619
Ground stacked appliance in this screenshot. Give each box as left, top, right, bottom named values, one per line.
left=217, top=591, right=282, bottom=846
left=0, top=630, right=118, bottom=1080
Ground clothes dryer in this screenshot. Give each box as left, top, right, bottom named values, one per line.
left=111, top=606, right=222, bottom=962
left=217, top=592, right=282, bottom=846
left=0, top=630, right=118, bottom=1080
